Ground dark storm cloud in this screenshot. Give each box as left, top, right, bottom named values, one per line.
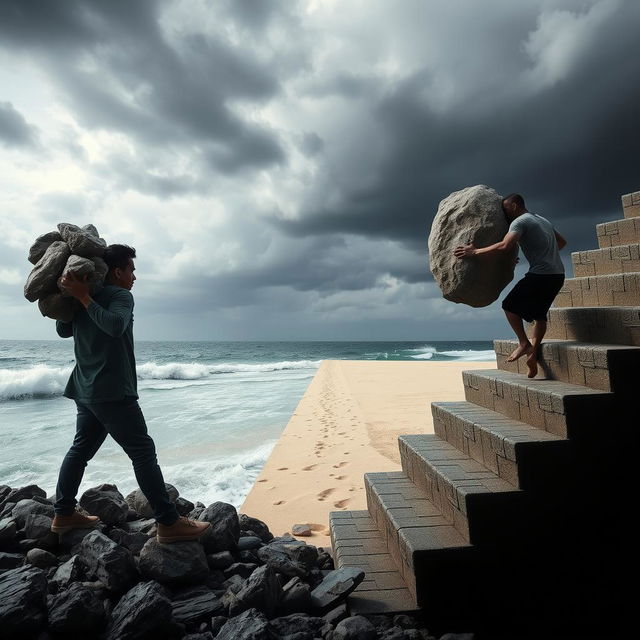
left=0, top=102, right=38, bottom=148
left=0, top=0, right=284, bottom=178
left=275, top=2, right=640, bottom=257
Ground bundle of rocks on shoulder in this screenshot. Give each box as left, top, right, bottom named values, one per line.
left=0, top=481, right=458, bottom=640
left=24, top=223, right=108, bottom=322
left=428, top=185, right=517, bottom=307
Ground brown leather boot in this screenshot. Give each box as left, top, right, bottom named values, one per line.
left=156, top=516, right=211, bottom=543
left=51, top=509, right=101, bottom=534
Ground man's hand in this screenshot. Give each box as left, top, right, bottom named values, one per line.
left=60, top=270, right=92, bottom=308
left=454, top=243, right=477, bottom=259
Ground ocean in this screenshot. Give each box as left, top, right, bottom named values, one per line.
left=0, top=340, right=495, bottom=511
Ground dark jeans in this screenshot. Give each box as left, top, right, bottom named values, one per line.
left=54, top=397, right=180, bottom=525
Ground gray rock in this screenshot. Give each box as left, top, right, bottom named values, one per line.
left=199, top=502, right=240, bottom=554
left=291, top=523, right=313, bottom=537
left=108, top=528, right=151, bottom=556
left=188, top=501, right=206, bottom=519
left=63, top=253, right=96, bottom=278
left=223, top=562, right=257, bottom=579
left=279, top=576, right=312, bottom=615
left=316, top=551, right=334, bottom=570
left=107, top=580, right=174, bottom=640
left=26, top=548, right=58, bottom=569
left=17, top=538, right=41, bottom=552
left=80, top=483, right=129, bottom=525
left=28, top=230, right=63, bottom=264
left=47, top=581, right=106, bottom=634
left=275, top=540, right=318, bottom=571
left=268, top=613, right=330, bottom=639
left=207, top=550, right=234, bottom=570
left=171, top=584, right=225, bottom=628
left=438, top=635, right=474, bottom=640
left=138, top=538, right=209, bottom=586
left=394, top=614, right=422, bottom=629
left=428, top=185, right=517, bottom=307
left=333, top=615, right=377, bottom=640
left=82, top=224, right=100, bottom=238
left=57, top=222, right=83, bottom=241
left=236, top=564, right=282, bottom=618
left=67, top=229, right=107, bottom=257
left=90, top=255, right=109, bottom=291
left=38, top=292, right=78, bottom=321
left=24, top=241, right=71, bottom=302
left=310, top=567, right=365, bottom=611
left=323, top=602, right=349, bottom=626
left=51, top=554, right=85, bottom=589
left=380, top=626, right=410, bottom=640
left=239, top=514, right=274, bottom=542
left=79, top=530, right=137, bottom=592
left=0, top=565, right=48, bottom=636
left=57, top=524, right=105, bottom=551
left=0, top=484, right=47, bottom=509
left=125, top=483, right=179, bottom=519
left=121, top=517, right=156, bottom=535
left=216, top=607, right=271, bottom=640
left=0, top=518, right=17, bottom=545
left=12, top=498, right=55, bottom=528
left=0, top=551, right=24, bottom=572
left=22, top=513, right=57, bottom=550
left=256, top=543, right=309, bottom=579
left=237, top=535, right=263, bottom=551
left=175, top=496, right=195, bottom=516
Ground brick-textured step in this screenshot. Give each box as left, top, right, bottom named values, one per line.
left=397, top=434, right=527, bottom=545
left=596, top=217, right=640, bottom=248
left=546, top=305, right=640, bottom=346
left=462, top=369, right=613, bottom=438
left=329, top=510, right=419, bottom=614
left=494, top=339, right=640, bottom=394
left=430, top=401, right=572, bottom=491
left=622, top=190, right=640, bottom=219
left=553, top=273, right=640, bottom=308
left=362, top=471, right=473, bottom=605
left=571, top=243, right=640, bottom=277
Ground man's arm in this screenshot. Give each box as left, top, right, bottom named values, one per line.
left=454, top=231, right=520, bottom=258
left=554, top=229, right=567, bottom=250
left=56, top=320, right=73, bottom=338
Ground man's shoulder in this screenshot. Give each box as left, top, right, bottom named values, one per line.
left=95, top=285, right=134, bottom=304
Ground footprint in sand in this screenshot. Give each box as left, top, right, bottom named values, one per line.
left=302, top=464, right=317, bottom=471
left=337, top=432, right=346, bottom=435
left=273, top=500, right=285, bottom=505
left=257, top=479, right=268, bottom=483
left=333, top=461, right=348, bottom=468
left=333, top=499, right=350, bottom=508
left=334, top=475, right=345, bottom=480
left=316, top=488, right=335, bottom=501
left=277, top=467, right=288, bottom=470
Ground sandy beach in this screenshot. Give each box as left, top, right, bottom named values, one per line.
left=240, top=359, right=495, bottom=552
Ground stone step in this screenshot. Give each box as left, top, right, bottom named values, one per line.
left=494, top=339, right=640, bottom=394
left=429, top=401, right=572, bottom=491
left=553, top=273, right=640, bottom=308
left=572, top=243, right=640, bottom=277
left=622, top=190, right=640, bottom=219
left=596, top=217, right=640, bottom=248
left=546, top=306, right=640, bottom=346
left=397, top=434, right=531, bottom=546
left=360, top=472, right=474, bottom=608
left=462, top=369, right=613, bottom=439
left=329, top=509, right=420, bottom=614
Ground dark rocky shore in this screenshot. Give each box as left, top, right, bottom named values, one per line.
left=0, top=482, right=472, bottom=640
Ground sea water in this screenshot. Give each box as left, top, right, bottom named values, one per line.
left=0, top=340, right=495, bottom=510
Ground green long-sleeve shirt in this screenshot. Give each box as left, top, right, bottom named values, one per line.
left=56, top=285, right=138, bottom=403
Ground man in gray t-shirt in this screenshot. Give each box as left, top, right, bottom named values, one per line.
left=454, top=193, right=567, bottom=378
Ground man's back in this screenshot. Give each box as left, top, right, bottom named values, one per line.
left=509, top=212, right=564, bottom=275
left=57, top=284, right=137, bottom=402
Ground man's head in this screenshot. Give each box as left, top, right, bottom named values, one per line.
left=502, top=193, right=527, bottom=222
left=104, top=244, right=136, bottom=290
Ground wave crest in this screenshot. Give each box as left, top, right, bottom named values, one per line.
left=0, top=365, right=71, bottom=400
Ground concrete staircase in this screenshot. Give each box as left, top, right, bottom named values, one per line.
left=329, top=190, right=639, bottom=636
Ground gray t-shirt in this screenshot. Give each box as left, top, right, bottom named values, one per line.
left=508, top=212, right=564, bottom=275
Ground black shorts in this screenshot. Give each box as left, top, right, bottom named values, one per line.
left=501, top=273, right=565, bottom=322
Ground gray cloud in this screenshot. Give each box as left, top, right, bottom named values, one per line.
left=0, top=102, right=38, bottom=148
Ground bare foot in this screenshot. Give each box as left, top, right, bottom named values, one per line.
left=526, top=352, right=538, bottom=378
left=506, top=342, right=532, bottom=362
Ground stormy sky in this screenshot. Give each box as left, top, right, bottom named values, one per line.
left=1, top=0, right=638, bottom=341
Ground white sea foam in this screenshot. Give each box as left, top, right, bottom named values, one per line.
left=136, top=360, right=322, bottom=380
left=438, top=350, right=496, bottom=361
left=0, top=365, right=72, bottom=400
left=409, top=346, right=437, bottom=360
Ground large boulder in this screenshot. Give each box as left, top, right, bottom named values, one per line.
left=11, top=498, right=54, bottom=528
left=79, top=530, right=137, bottom=592
left=428, top=185, right=517, bottom=307
left=38, top=293, right=78, bottom=321
left=80, top=483, right=129, bottom=525
left=24, top=241, right=71, bottom=302
left=138, top=538, right=209, bottom=586
left=0, top=565, right=48, bottom=637
left=28, top=230, right=62, bottom=264
left=125, top=484, right=179, bottom=519
left=66, top=229, right=107, bottom=257
left=199, top=502, right=240, bottom=553
left=47, top=581, right=106, bottom=635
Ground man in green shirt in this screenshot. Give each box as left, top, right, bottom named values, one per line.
left=51, top=244, right=210, bottom=543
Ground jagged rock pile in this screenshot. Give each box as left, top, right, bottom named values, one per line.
left=0, top=482, right=468, bottom=640
left=428, top=185, right=517, bottom=307
left=23, top=223, right=109, bottom=322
